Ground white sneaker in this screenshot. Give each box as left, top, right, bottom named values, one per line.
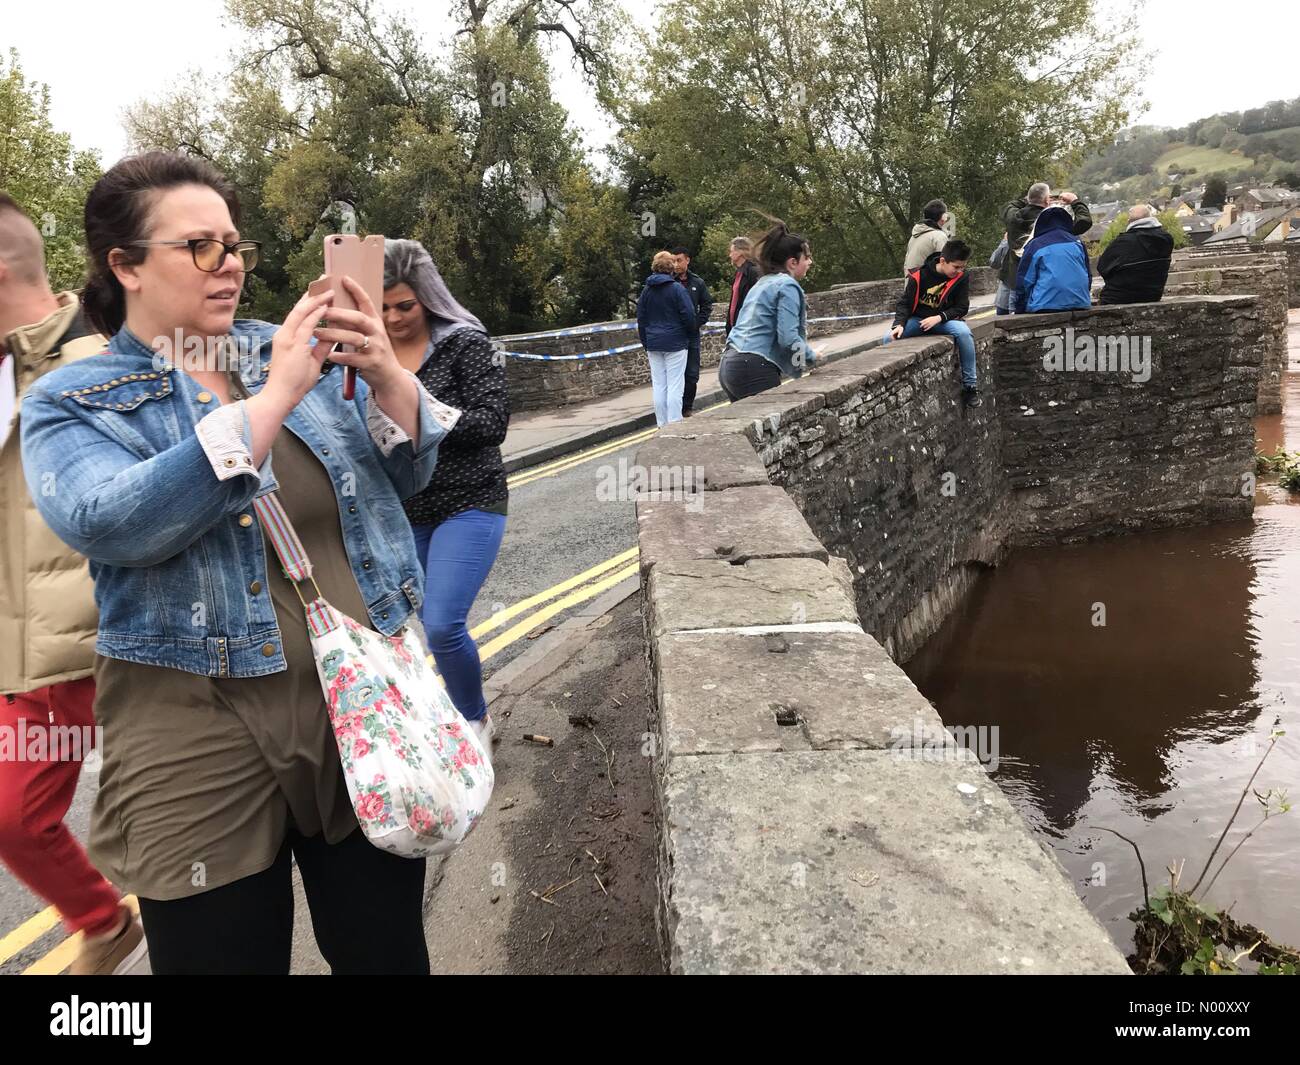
left=470, top=714, right=495, bottom=766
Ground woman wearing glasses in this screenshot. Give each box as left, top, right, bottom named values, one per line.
left=20, top=152, right=460, bottom=974
left=380, top=240, right=508, bottom=760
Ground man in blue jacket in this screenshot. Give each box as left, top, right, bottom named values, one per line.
left=1014, top=205, right=1092, bottom=315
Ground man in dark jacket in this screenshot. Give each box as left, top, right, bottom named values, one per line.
left=887, top=239, right=980, bottom=406
left=671, top=245, right=714, bottom=416
left=999, top=183, right=1091, bottom=313
left=1097, top=205, right=1174, bottom=305
left=1015, top=205, right=1092, bottom=314
left=725, top=237, right=760, bottom=337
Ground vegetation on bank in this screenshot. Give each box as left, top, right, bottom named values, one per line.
left=1256, top=446, right=1300, bottom=493
left=1104, top=720, right=1297, bottom=975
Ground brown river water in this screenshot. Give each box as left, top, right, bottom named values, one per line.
left=905, top=322, right=1300, bottom=955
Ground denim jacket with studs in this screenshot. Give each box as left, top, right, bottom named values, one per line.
left=20, top=319, right=461, bottom=678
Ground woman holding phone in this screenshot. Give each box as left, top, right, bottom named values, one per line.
left=381, top=240, right=508, bottom=758
left=21, top=152, right=460, bottom=975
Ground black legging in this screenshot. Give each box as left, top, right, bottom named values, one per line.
left=137, top=828, right=428, bottom=975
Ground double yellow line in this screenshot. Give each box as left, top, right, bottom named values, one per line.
left=507, top=427, right=659, bottom=490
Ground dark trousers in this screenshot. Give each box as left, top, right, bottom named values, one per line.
left=681, top=340, right=701, bottom=412
left=719, top=347, right=782, bottom=402
left=137, top=827, right=429, bottom=975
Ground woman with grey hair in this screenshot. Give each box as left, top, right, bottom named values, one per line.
left=383, top=239, right=508, bottom=759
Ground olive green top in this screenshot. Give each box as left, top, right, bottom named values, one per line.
left=89, top=384, right=371, bottom=900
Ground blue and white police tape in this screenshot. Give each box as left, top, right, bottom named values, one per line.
left=499, top=341, right=646, bottom=361
left=498, top=310, right=894, bottom=360
left=501, top=322, right=639, bottom=342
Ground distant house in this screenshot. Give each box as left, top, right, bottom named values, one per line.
left=1225, top=184, right=1248, bottom=204
left=1179, top=215, right=1217, bottom=245
left=1264, top=206, right=1300, bottom=241
left=1173, top=195, right=1200, bottom=217
left=1205, top=204, right=1300, bottom=244
left=1242, top=187, right=1299, bottom=212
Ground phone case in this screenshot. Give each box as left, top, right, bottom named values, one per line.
left=322, top=234, right=385, bottom=313
left=317, top=234, right=385, bottom=399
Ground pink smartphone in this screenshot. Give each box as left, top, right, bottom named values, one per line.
left=310, top=233, right=385, bottom=399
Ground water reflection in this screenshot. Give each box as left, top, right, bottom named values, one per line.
left=904, top=343, right=1300, bottom=954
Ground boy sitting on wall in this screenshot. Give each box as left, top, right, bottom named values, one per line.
left=888, top=239, right=979, bottom=407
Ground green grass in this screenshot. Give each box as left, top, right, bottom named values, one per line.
left=1154, top=143, right=1253, bottom=175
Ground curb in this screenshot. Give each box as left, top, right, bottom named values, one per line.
left=502, top=387, right=728, bottom=474
left=482, top=575, right=640, bottom=703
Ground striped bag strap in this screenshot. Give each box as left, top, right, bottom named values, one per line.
left=253, top=492, right=340, bottom=636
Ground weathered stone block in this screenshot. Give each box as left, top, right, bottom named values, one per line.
left=634, top=433, right=769, bottom=491
left=656, top=628, right=943, bottom=756
left=647, top=557, right=860, bottom=638
left=636, top=485, right=828, bottom=576
left=660, top=749, right=1132, bottom=974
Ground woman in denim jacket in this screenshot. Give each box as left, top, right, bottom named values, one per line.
left=20, top=152, right=461, bottom=974
left=718, top=220, right=817, bottom=402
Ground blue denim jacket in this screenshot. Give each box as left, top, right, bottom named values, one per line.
left=20, top=320, right=451, bottom=678
left=723, top=272, right=812, bottom=378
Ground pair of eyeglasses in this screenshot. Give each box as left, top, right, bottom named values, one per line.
left=382, top=299, right=420, bottom=313
left=125, top=238, right=261, bottom=273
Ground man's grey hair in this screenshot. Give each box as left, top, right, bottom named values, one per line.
left=1027, top=182, right=1051, bottom=205
left=1128, top=203, right=1153, bottom=220
left=730, top=236, right=753, bottom=252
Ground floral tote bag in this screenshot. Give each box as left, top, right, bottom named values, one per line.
left=255, top=492, right=493, bottom=857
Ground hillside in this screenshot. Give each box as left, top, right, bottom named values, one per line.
left=1069, top=95, right=1300, bottom=201
left=1152, top=143, right=1254, bottom=177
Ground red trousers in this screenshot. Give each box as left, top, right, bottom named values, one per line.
left=0, top=677, right=121, bottom=937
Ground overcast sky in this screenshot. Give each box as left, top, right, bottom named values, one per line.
left=6, top=0, right=1298, bottom=165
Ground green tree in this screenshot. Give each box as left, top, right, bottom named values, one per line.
left=0, top=49, right=101, bottom=292
left=1203, top=175, right=1228, bottom=209
left=620, top=0, right=1141, bottom=283
left=126, top=0, right=624, bottom=332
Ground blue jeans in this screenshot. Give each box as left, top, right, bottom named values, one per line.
left=890, top=316, right=977, bottom=388
left=646, top=349, right=687, bottom=426
left=410, top=508, right=507, bottom=722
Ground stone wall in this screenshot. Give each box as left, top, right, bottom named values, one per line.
left=500, top=270, right=994, bottom=412
left=634, top=295, right=1263, bottom=974
left=737, top=336, right=1007, bottom=661
left=1162, top=265, right=1286, bottom=414
left=994, top=300, right=1262, bottom=543
left=1175, top=244, right=1300, bottom=308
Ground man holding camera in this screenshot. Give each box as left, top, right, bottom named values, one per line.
left=999, top=183, right=1091, bottom=314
